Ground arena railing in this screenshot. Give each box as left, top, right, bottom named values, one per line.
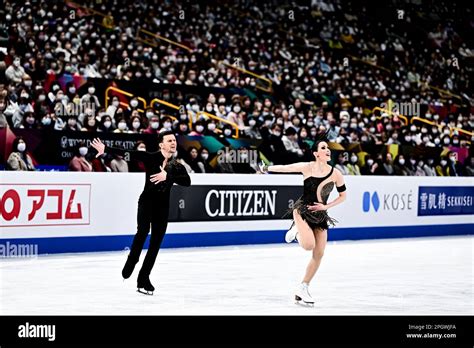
left=136, top=28, right=194, bottom=53
left=66, top=2, right=114, bottom=29
left=410, top=117, right=473, bottom=139
left=105, top=87, right=147, bottom=114
left=371, top=107, right=409, bottom=125
left=217, top=61, right=273, bottom=93
left=150, top=99, right=241, bottom=139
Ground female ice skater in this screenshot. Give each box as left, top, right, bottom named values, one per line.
left=91, top=131, right=191, bottom=295
left=259, top=131, right=346, bottom=305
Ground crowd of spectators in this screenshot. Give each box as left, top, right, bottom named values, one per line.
left=1, top=0, right=472, bottom=175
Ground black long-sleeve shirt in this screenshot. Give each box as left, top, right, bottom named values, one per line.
left=105, top=145, right=191, bottom=199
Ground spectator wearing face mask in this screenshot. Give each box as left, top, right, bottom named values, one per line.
left=347, top=152, right=361, bottom=175
left=66, top=82, right=79, bottom=102
left=80, top=83, right=100, bottom=110
left=143, top=115, right=161, bottom=135
left=69, top=142, right=92, bottom=172
left=204, top=119, right=219, bottom=135
left=160, top=117, right=173, bottom=132
left=38, top=113, right=55, bottom=130
left=361, top=155, right=377, bottom=175
left=244, top=116, right=262, bottom=139
left=98, top=115, right=115, bottom=132
left=113, top=117, right=129, bottom=133
left=446, top=151, right=461, bottom=176
left=393, top=155, right=410, bottom=175
left=106, top=96, right=121, bottom=117
left=198, top=147, right=214, bottom=173
left=435, top=156, right=450, bottom=176
left=5, top=57, right=25, bottom=85
left=129, top=115, right=144, bottom=134
left=7, top=136, right=36, bottom=171
left=189, top=120, right=205, bottom=136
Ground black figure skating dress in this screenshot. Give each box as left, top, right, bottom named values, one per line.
left=285, top=165, right=345, bottom=230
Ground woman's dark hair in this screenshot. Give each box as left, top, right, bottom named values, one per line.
left=311, top=130, right=330, bottom=152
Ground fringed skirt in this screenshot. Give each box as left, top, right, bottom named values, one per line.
left=283, top=197, right=338, bottom=231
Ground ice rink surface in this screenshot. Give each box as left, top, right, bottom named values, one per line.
left=1, top=235, right=472, bottom=315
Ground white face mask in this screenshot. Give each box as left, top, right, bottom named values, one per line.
left=449, top=156, right=456, bottom=162
left=164, top=122, right=172, bottom=129
left=104, top=121, right=112, bottom=128
left=224, top=129, right=232, bottom=136
left=196, top=125, right=204, bottom=133
left=151, top=122, right=159, bottom=129
left=130, top=100, right=138, bottom=107
left=249, top=120, right=256, bottom=126
left=118, top=122, right=127, bottom=130
left=208, top=123, right=216, bottom=131
left=434, top=138, right=440, bottom=145
left=367, top=159, right=374, bottom=166
left=201, top=153, right=209, bottom=160
left=440, top=160, right=447, bottom=166
left=17, top=143, right=26, bottom=152
left=88, top=87, right=95, bottom=94
left=79, top=147, right=88, bottom=156
left=146, top=112, right=154, bottom=118
left=351, top=156, right=358, bottom=163
left=69, top=87, right=76, bottom=94
left=137, top=147, right=146, bottom=152
left=132, top=121, right=141, bottom=129
left=112, top=100, right=119, bottom=107
left=399, top=159, right=405, bottom=165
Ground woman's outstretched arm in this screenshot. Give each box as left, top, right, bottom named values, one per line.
left=261, top=162, right=308, bottom=174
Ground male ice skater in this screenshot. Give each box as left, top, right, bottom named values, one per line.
left=91, top=131, right=191, bottom=295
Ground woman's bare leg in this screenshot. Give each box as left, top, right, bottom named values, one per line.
left=293, top=209, right=316, bottom=251
left=302, top=228, right=328, bottom=284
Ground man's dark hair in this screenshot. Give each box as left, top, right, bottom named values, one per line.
left=158, top=130, right=175, bottom=144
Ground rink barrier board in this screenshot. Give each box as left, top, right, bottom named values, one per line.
left=1, top=172, right=473, bottom=254
left=1, top=223, right=472, bottom=255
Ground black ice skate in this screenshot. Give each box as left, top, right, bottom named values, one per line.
left=137, top=276, right=155, bottom=296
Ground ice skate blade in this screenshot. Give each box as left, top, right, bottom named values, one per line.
left=295, top=295, right=314, bottom=307
left=137, top=288, right=154, bottom=296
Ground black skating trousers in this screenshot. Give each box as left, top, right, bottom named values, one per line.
left=104, top=145, right=191, bottom=277
left=130, top=193, right=170, bottom=278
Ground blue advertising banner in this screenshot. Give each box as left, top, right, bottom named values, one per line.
left=418, top=186, right=474, bottom=216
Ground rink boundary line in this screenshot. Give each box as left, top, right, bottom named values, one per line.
left=0, top=223, right=472, bottom=255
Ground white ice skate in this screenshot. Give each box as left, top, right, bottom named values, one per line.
left=285, top=222, right=298, bottom=243
left=295, top=282, right=315, bottom=306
